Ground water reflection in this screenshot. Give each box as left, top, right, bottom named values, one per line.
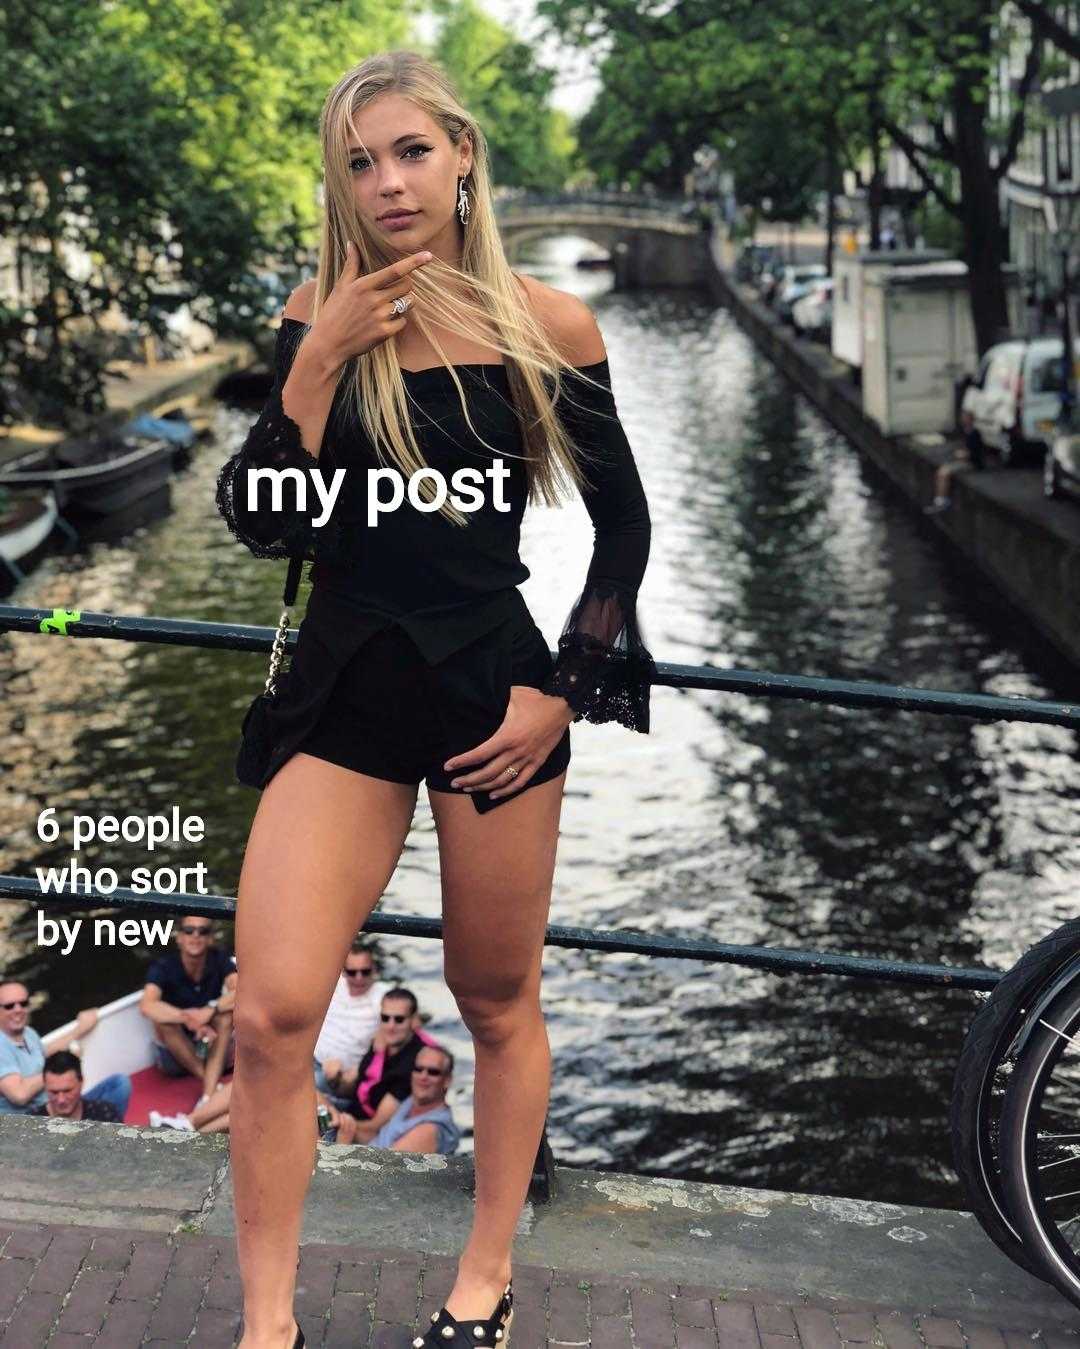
left=2, top=235, right=1079, bottom=1206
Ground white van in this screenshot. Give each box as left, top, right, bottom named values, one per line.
left=959, top=336, right=1080, bottom=466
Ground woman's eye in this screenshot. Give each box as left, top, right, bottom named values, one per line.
left=349, top=145, right=432, bottom=173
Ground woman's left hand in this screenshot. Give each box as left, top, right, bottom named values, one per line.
left=443, top=687, right=575, bottom=800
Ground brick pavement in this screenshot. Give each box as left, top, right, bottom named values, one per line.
left=0, top=1219, right=1076, bottom=1348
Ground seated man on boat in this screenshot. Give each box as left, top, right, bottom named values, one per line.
left=312, top=937, right=391, bottom=1110
left=30, top=1050, right=123, bottom=1123
left=0, top=981, right=131, bottom=1120
left=318, top=987, right=445, bottom=1137
left=139, top=915, right=237, bottom=1106
left=321, top=1042, right=461, bottom=1155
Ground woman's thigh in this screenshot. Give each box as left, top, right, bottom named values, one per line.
left=429, top=771, right=566, bottom=998
left=234, top=751, right=418, bottom=1037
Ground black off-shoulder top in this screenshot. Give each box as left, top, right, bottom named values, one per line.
left=214, top=316, right=656, bottom=732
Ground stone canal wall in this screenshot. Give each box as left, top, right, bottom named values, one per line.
left=703, top=251, right=1080, bottom=679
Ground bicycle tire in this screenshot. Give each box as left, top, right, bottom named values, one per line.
left=999, top=976, right=1080, bottom=1310
left=949, top=918, right=1080, bottom=1280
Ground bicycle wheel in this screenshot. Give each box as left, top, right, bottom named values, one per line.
left=949, top=918, right=1080, bottom=1280
left=999, top=976, right=1080, bottom=1310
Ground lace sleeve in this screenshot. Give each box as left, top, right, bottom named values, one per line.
left=540, top=358, right=656, bottom=733
left=214, top=318, right=337, bottom=559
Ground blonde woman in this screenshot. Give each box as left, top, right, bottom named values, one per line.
left=215, top=49, right=656, bottom=1349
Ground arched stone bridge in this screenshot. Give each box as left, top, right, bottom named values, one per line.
left=493, top=192, right=712, bottom=288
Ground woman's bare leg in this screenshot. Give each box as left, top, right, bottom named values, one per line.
left=232, top=752, right=418, bottom=1349
left=200, top=1006, right=233, bottom=1096
left=428, top=771, right=566, bottom=1322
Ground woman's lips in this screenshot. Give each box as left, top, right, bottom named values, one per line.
left=380, top=211, right=418, bottom=230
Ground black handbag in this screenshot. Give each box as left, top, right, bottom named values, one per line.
left=235, top=554, right=305, bottom=788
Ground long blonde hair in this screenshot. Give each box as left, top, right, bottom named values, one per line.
left=302, top=49, right=610, bottom=526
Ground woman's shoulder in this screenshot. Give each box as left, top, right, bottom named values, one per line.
left=515, top=273, right=607, bottom=366
left=283, top=279, right=317, bottom=324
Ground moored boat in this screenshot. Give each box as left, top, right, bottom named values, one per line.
left=0, top=432, right=174, bottom=517
left=0, top=487, right=59, bottom=589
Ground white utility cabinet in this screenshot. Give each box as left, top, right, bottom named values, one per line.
left=832, top=248, right=949, bottom=369
left=862, top=260, right=1023, bottom=436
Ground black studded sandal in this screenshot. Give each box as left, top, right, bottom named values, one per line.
left=413, top=1280, right=513, bottom=1347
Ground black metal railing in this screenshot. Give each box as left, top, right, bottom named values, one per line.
left=3, top=597, right=1077, bottom=997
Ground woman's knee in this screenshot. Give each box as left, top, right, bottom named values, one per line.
left=448, top=972, right=542, bottom=1042
left=233, top=995, right=322, bottom=1063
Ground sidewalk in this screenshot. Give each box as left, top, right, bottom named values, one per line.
left=0, top=1217, right=1077, bottom=1349
left=0, top=1117, right=1077, bottom=1346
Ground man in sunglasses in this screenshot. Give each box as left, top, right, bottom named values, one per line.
left=0, top=982, right=130, bottom=1119
left=318, top=987, right=443, bottom=1143
left=322, top=1044, right=461, bottom=1155
left=313, top=939, right=389, bottom=1110
left=139, top=916, right=237, bottom=1103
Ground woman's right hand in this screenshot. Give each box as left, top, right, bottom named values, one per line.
left=307, top=243, right=434, bottom=369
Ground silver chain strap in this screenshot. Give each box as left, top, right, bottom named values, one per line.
left=264, top=604, right=292, bottom=694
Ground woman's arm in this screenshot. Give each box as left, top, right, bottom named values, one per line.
left=213, top=283, right=345, bottom=559
left=279, top=280, right=342, bottom=460
left=539, top=296, right=656, bottom=733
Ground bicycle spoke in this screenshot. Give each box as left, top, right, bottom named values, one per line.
left=1038, top=1152, right=1080, bottom=1171
left=1038, top=1017, right=1080, bottom=1051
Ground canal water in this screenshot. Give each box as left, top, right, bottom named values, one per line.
left=2, top=235, right=1079, bottom=1209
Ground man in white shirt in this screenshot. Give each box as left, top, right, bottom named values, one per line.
left=313, top=939, right=389, bottom=1109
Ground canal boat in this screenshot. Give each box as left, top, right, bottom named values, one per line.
left=122, top=408, right=202, bottom=469
left=0, top=486, right=59, bottom=588
left=0, top=430, right=174, bottom=518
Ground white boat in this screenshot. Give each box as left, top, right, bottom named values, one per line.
left=0, top=487, right=58, bottom=566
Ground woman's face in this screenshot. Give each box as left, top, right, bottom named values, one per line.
left=345, top=92, right=470, bottom=262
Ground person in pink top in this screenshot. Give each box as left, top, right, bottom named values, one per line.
left=318, top=988, right=439, bottom=1143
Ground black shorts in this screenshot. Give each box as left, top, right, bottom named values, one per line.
left=292, top=600, right=571, bottom=814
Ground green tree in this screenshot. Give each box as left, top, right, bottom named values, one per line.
left=432, top=0, right=574, bottom=189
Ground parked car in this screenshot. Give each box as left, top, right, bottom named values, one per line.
left=736, top=243, right=782, bottom=285
left=959, top=335, right=1080, bottom=467
left=1044, top=412, right=1080, bottom=502
left=757, top=256, right=790, bottom=305
left=791, top=277, right=834, bottom=338
left=775, top=265, right=829, bottom=323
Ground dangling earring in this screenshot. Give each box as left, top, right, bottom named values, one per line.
left=457, top=175, right=470, bottom=224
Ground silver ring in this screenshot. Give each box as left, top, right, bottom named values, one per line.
left=390, top=295, right=410, bottom=316
left=503, top=766, right=519, bottom=779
